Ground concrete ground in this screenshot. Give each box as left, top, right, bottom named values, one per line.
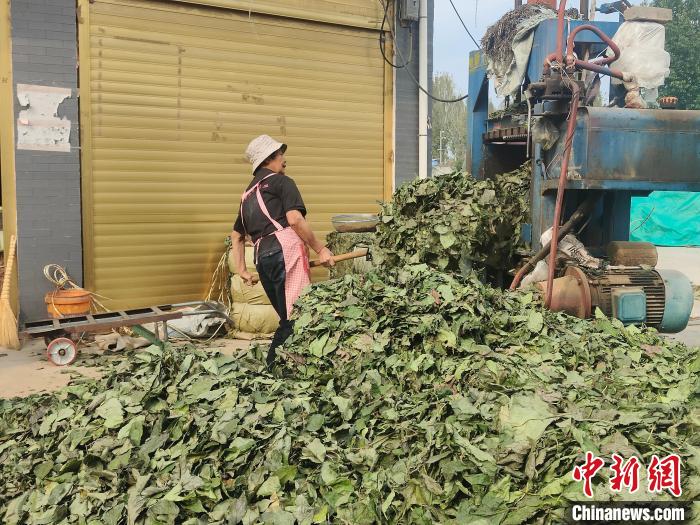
left=1, top=247, right=698, bottom=400
left=656, top=247, right=700, bottom=347
left=656, top=247, right=700, bottom=284
left=0, top=339, right=102, bottom=398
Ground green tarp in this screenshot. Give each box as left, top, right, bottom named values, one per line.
left=630, top=192, right=700, bottom=246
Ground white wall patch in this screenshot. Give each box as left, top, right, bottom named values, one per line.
left=16, top=84, right=72, bottom=152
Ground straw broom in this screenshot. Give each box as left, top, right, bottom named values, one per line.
left=0, top=235, right=20, bottom=349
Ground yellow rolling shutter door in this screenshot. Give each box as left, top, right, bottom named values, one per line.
left=82, top=0, right=387, bottom=309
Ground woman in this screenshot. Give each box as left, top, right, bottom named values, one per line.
left=231, top=134, right=334, bottom=367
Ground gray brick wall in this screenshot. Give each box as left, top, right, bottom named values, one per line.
left=11, top=0, right=82, bottom=322
left=394, top=0, right=433, bottom=189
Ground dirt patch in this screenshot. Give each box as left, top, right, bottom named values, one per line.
left=0, top=339, right=102, bottom=399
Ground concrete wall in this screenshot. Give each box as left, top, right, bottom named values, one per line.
left=11, top=0, right=82, bottom=322
left=394, top=0, right=433, bottom=188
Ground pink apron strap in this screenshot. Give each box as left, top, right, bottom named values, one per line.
left=255, top=187, right=284, bottom=231
left=251, top=186, right=285, bottom=264
left=238, top=172, right=280, bottom=234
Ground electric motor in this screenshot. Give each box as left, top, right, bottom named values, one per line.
left=540, top=265, right=694, bottom=333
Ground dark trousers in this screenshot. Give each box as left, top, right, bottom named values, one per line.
left=256, top=250, right=293, bottom=367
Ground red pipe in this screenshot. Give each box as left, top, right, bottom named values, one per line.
left=534, top=15, right=626, bottom=305
left=510, top=263, right=530, bottom=291
left=566, top=24, right=621, bottom=66
left=545, top=81, right=581, bottom=308
left=545, top=20, right=623, bottom=76
left=554, top=0, right=568, bottom=64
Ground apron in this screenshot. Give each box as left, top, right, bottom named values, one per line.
left=239, top=172, right=311, bottom=318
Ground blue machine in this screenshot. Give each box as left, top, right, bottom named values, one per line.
left=465, top=8, right=700, bottom=332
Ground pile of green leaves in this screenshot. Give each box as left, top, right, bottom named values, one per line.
left=376, top=169, right=529, bottom=276
left=2, top=265, right=698, bottom=524
left=284, top=266, right=700, bottom=520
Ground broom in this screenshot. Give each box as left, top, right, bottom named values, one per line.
left=0, top=235, right=20, bottom=349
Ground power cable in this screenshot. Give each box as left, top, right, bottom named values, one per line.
left=448, top=0, right=481, bottom=50
left=379, top=0, right=413, bottom=68
left=377, top=0, right=468, bottom=103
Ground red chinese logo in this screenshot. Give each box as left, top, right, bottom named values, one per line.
left=573, top=453, right=682, bottom=497
left=572, top=452, right=605, bottom=498
left=648, top=454, right=682, bottom=497
left=610, top=454, right=641, bottom=493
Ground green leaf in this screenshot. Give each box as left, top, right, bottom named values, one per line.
left=306, top=414, right=325, bottom=432
left=118, top=415, right=145, bottom=444
left=527, top=311, right=544, bottom=333
left=332, top=396, right=352, bottom=420
left=440, top=233, right=457, bottom=249
left=320, top=462, right=337, bottom=485
left=450, top=395, right=478, bottom=418
left=261, top=509, right=295, bottom=525
left=257, top=476, right=281, bottom=497
left=309, top=333, right=330, bottom=357
left=48, top=482, right=73, bottom=505
left=127, top=473, right=151, bottom=525
left=303, top=439, right=326, bottom=463
left=95, top=398, right=124, bottom=429
left=498, top=393, right=555, bottom=445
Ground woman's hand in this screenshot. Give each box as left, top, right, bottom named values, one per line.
left=240, top=270, right=257, bottom=286
left=317, top=247, right=335, bottom=268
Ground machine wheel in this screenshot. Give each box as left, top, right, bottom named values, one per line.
left=46, top=337, right=78, bottom=366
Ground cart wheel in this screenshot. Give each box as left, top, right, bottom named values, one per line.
left=46, top=337, right=78, bottom=366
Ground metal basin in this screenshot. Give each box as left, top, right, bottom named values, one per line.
left=331, top=214, right=379, bottom=233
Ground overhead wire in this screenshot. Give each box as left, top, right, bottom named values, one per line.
left=377, top=0, right=468, bottom=103
left=448, top=0, right=481, bottom=50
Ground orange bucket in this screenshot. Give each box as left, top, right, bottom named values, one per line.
left=45, top=288, right=92, bottom=318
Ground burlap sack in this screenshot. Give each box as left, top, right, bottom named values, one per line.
left=231, top=275, right=271, bottom=305
left=231, top=303, right=279, bottom=334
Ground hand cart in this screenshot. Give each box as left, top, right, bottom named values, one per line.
left=21, top=301, right=233, bottom=366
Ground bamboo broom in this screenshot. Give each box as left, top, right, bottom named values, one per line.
left=0, top=235, right=20, bottom=349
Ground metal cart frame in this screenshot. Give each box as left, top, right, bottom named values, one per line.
left=21, top=301, right=233, bottom=365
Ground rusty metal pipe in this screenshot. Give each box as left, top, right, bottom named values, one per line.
left=509, top=196, right=597, bottom=290
left=545, top=81, right=581, bottom=308
left=574, top=59, right=624, bottom=80
left=566, top=24, right=621, bottom=66
left=546, top=21, right=623, bottom=76
left=554, top=0, right=568, bottom=64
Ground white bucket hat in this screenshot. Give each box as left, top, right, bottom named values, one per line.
left=245, top=134, right=287, bottom=173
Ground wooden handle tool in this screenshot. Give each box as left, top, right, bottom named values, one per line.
left=310, top=248, right=369, bottom=268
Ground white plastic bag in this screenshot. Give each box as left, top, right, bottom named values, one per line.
left=609, top=21, right=670, bottom=91
left=520, top=259, right=549, bottom=289
left=540, top=228, right=601, bottom=269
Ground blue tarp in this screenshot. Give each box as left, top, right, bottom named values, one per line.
left=630, top=192, right=700, bottom=247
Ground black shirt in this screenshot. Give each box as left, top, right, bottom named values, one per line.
left=233, top=168, right=307, bottom=257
